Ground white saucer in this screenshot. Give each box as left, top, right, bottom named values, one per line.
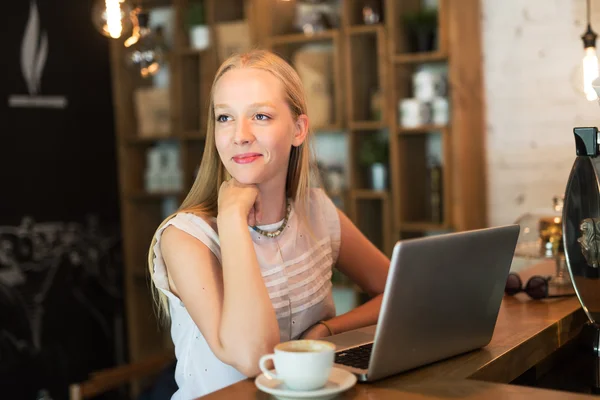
left=254, top=367, right=357, bottom=400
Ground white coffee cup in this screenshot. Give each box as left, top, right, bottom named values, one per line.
left=399, top=98, right=432, bottom=127
left=258, top=340, right=336, bottom=391
left=413, top=70, right=447, bottom=101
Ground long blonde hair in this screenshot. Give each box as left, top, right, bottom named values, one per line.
left=147, top=49, right=318, bottom=323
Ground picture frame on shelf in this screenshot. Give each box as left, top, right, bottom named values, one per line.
left=215, top=20, right=253, bottom=62
left=293, top=44, right=335, bottom=130
left=134, top=86, right=171, bottom=138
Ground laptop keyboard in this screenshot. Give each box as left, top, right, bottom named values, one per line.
left=334, top=343, right=373, bottom=370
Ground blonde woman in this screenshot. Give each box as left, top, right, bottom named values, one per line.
left=149, top=49, right=389, bottom=399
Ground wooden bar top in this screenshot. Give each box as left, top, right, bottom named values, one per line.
left=200, top=261, right=596, bottom=399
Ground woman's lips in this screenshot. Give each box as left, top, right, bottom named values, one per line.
left=232, top=153, right=262, bottom=164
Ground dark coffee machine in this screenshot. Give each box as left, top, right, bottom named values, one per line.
left=563, top=126, right=600, bottom=393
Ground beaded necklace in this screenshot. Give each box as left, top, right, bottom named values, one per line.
left=251, top=200, right=291, bottom=238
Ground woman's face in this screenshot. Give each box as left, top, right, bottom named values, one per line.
left=213, top=68, right=307, bottom=187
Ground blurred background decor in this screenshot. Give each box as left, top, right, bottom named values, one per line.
left=186, top=1, right=210, bottom=50
left=0, top=216, right=124, bottom=400
left=401, top=7, right=438, bottom=53
left=359, top=133, right=389, bottom=191
left=514, top=196, right=571, bottom=287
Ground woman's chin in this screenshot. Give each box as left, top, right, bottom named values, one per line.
left=228, top=172, right=262, bottom=186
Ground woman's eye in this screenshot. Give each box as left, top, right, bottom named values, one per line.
left=216, top=115, right=229, bottom=123
left=255, top=113, right=270, bottom=121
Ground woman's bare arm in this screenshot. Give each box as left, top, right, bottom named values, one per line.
left=161, top=212, right=279, bottom=377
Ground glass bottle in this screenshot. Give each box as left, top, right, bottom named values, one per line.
left=514, top=196, right=571, bottom=286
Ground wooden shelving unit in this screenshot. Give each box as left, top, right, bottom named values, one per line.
left=106, top=0, right=487, bottom=385
left=386, top=0, right=486, bottom=241
left=340, top=3, right=392, bottom=255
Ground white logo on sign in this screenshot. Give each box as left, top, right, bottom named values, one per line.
left=8, top=1, right=67, bottom=109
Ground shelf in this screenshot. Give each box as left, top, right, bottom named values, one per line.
left=182, top=131, right=205, bottom=140
left=175, top=48, right=211, bottom=57
left=393, top=51, right=448, bottom=64
left=347, top=24, right=383, bottom=36
left=123, top=136, right=176, bottom=145
left=268, top=29, right=338, bottom=46
left=349, top=121, right=387, bottom=131
left=350, top=189, right=389, bottom=200
left=313, top=123, right=344, bottom=132
left=400, top=222, right=450, bottom=232
left=398, top=125, right=448, bottom=135
left=127, top=191, right=182, bottom=201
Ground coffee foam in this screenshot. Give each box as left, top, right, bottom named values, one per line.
left=277, top=339, right=336, bottom=353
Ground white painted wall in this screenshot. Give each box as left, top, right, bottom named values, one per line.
left=483, top=0, right=600, bottom=225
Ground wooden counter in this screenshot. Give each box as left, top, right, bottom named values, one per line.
left=200, top=261, right=596, bottom=399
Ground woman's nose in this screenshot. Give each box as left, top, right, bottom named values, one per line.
left=233, top=120, right=254, bottom=145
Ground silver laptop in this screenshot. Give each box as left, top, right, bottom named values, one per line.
left=324, top=224, right=519, bottom=382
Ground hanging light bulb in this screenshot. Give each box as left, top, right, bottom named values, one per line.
left=124, top=12, right=168, bottom=78
left=582, top=0, right=599, bottom=101
left=124, top=9, right=142, bottom=48
left=91, top=0, right=135, bottom=39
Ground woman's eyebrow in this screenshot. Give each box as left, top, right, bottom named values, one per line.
left=248, top=102, right=276, bottom=109
left=214, top=102, right=277, bottom=112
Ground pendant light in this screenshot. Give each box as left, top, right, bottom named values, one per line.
left=582, top=0, right=599, bottom=101
left=91, top=0, right=135, bottom=39
left=124, top=12, right=168, bottom=78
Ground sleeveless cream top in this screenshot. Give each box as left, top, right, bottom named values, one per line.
left=151, top=188, right=341, bottom=399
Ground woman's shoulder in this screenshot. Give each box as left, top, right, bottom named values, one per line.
left=156, top=211, right=207, bottom=231
left=151, top=212, right=221, bottom=293
left=156, top=212, right=219, bottom=248
left=155, top=211, right=222, bottom=263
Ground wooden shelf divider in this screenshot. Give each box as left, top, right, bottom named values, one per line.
left=268, top=29, right=338, bottom=46
left=349, top=121, right=388, bottom=131
left=393, top=51, right=448, bottom=64
left=397, top=125, right=449, bottom=135
left=347, top=24, right=384, bottom=36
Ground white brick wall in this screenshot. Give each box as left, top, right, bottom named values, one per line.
left=483, top=0, right=600, bottom=225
